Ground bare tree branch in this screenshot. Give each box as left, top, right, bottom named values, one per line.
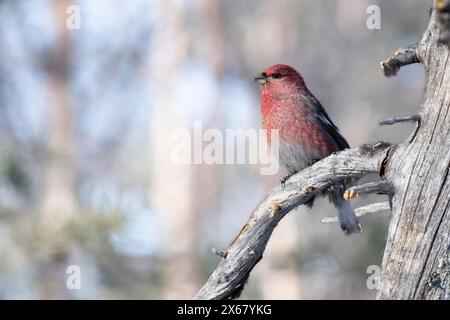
left=344, top=181, right=394, bottom=200
left=194, top=143, right=391, bottom=300
left=379, top=115, right=421, bottom=143
left=379, top=115, right=421, bottom=126
left=380, top=45, right=419, bottom=77
left=322, top=201, right=391, bottom=223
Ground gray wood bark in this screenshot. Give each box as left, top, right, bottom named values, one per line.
left=378, top=5, right=450, bottom=300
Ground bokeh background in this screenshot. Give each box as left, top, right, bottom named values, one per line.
left=0, top=0, right=429, bottom=299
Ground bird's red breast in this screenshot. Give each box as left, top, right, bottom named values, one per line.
left=262, top=94, right=336, bottom=157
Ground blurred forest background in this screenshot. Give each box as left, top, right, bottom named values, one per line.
left=0, top=0, right=429, bottom=299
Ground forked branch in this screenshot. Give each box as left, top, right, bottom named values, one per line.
left=322, top=201, right=391, bottom=223
left=344, top=181, right=394, bottom=200
left=194, top=143, right=392, bottom=300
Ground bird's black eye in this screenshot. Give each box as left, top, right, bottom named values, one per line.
left=271, top=72, right=282, bottom=79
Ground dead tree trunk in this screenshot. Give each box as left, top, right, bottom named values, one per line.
left=378, top=2, right=450, bottom=299
left=195, top=1, right=450, bottom=300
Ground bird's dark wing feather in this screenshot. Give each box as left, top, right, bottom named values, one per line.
left=303, top=95, right=350, bottom=150
left=279, top=93, right=350, bottom=150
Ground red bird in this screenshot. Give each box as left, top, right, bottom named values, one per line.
left=255, top=64, right=361, bottom=235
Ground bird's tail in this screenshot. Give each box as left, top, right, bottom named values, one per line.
left=329, top=184, right=361, bottom=235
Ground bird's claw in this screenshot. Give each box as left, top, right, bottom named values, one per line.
left=280, top=176, right=288, bottom=187
left=280, top=173, right=296, bottom=187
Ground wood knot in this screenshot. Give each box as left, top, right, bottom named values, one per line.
left=360, top=142, right=390, bottom=156
left=305, top=186, right=316, bottom=193
left=436, top=0, right=449, bottom=11
left=344, top=188, right=358, bottom=200
left=269, top=203, right=281, bottom=218
left=212, top=248, right=228, bottom=259
left=380, top=60, right=398, bottom=77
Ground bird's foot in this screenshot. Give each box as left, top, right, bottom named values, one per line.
left=280, top=172, right=296, bottom=187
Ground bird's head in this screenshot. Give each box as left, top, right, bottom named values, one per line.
left=254, top=64, right=306, bottom=95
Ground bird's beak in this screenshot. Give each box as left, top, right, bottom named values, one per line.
left=254, top=73, right=267, bottom=84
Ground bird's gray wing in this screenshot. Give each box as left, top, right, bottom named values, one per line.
left=303, top=95, right=350, bottom=150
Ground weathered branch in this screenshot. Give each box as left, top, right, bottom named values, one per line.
left=211, top=248, right=228, bottom=258
left=194, top=143, right=391, bottom=300
left=322, top=201, right=391, bottom=223
left=379, top=115, right=421, bottom=126
left=344, top=181, right=394, bottom=200
left=379, top=115, right=421, bottom=143
left=380, top=45, right=420, bottom=77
